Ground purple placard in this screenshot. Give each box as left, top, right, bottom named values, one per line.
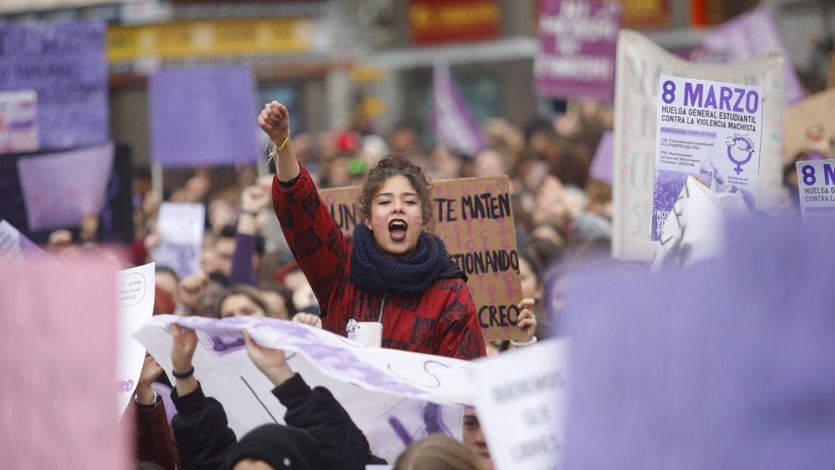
left=0, top=21, right=108, bottom=150
left=432, top=63, right=486, bottom=157
left=701, top=5, right=804, bottom=105
left=149, top=66, right=261, bottom=168
left=17, top=143, right=114, bottom=232
left=590, top=130, right=614, bottom=184
left=534, top=0, right=621, bottom=101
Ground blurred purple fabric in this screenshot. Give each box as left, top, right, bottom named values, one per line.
left=563, top=216, right=835, bottom=470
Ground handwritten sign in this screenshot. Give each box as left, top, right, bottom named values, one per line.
left=612, top=31, right=784, bottom=261
left=0, top=262, right=127, bottom=469
left=534, top=0, right=621, bottom=101
left=17, top=143, right=114, bottom=232
left=134, top=314, right=470, bottom=463
left=153, top=202, right=205, bottom=278
left=783, top=89, right=835, bottom=164
left=0, top=21, right=108, bottom=150
left=117, top=262, right=155, bottom=416
left=0, top=90, right=38, bottom=154
left=795, top=159, right=835, bottom=220
left=320, top=176, right=524, bottom=341
left=149, top=66, right=260, bottom=168
left=471, top=340, right=569, bottom=470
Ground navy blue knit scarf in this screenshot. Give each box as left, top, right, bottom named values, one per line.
left=350, top=224, right=464, bottom=295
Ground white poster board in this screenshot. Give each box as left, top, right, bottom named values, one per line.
left=153, top=202, right=205, bottom=277
left=117, top=262, right=155, bottom=415
left=795, top=159, right=835, bottom=220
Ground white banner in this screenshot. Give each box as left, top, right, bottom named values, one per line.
left=612, top=31, right=784, bottom=261
left=471, top=339, right=569, bottom=470
left=134, top=315, right=471, bottom=463
left=117, top=262, right=155, bottom=415
left=153, top=202, right=204, bottom=277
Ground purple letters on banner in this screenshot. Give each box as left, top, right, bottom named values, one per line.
left=17, top=143, right=114, bottom=232
left=432, top=63, right=486, bottom=157
left=534, top=0, right=621, bottom=101
left=0, top=22, right=108, bottom=150
left=590, top=131, right=614, bottom=184
left=149, top=66, right=261, bottom=167
left=701, top=5, right=804, bottom=105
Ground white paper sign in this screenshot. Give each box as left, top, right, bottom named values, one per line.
left=134, top=315, right=470, bottom=463
left=0, top=220, right=52, bottom=265
left=0, top=90, right=38, bottom=153
left=612, top=31, right=784, bottom=261
left=651, top=75, right=763, bottom=240
left=153, top=202, right=205, bottom=277
left=117, top=262, right=155, bottom=415
left=470, top=339, right=569, bottom=470
left=795, top=159, right=835, bottom=220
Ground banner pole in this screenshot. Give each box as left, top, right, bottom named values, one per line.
left=152, top=163, right=163, bottom=201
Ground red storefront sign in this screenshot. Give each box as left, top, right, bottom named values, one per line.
left=409, top=0, right=500, bottom=45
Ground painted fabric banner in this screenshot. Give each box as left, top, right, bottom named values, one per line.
left=0, top=90, right=37, bottom=154
left=612, top=31, right=784, bottom=261
left=17, top=143, right=114, bottom=232
left=0, top=21, right=108, bottom=150
left=651, top=75, right=763, bottom=240
left=534, top=0, right=621, bottom=101
left=320, top=176, right=525, bottom=342
left=149, top=66, right=261, bottom=167
left=795, top=159, right=835, bottom=220
left=134, top=315, right=470, bottom=463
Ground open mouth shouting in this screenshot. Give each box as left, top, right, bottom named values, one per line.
left=388, top=219, right=409, bottom=242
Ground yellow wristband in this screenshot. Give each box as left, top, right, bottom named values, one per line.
left=276, top=135, right=290, bottom=151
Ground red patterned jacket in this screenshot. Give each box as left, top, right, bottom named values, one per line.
left=272, top=165, right=486, bottom=360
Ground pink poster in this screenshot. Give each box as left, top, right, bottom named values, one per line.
left=17, top=143, right=114, bottom=231
left=0, top=262, right=128, bottom=469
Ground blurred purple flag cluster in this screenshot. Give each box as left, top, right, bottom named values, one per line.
left=563, top=215, right=835, bottom=470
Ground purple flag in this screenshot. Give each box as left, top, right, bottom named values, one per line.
left=150, top=66, right=261, bottom=168
left=562, top=216, right=835, bottom=470
left=17, top=143, right=114, bottom=232
left=589, top=130, right=614, bottom=184
left=0, top=219, right=50, bottom=264
left=701, top=5, right=804, bottom=105
left=534, top=0, right=621, bottom=101
left=0, top=21, right=109, bottom=151
left=432, top=63, right=486, bottom=157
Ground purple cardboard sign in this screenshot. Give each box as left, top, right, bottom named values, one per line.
left=590, top=130, right=614, bottom=184
left=432, top=63, right=486, bottom=157
left=534, top=0, right=621, bottom=101
left=701, top=5, right=804, bottom=105
left=17, top=143, right=114, bottom=232
left=0, top=21, right=108, bottom=150
left=149, top=66, right=261, bottom=168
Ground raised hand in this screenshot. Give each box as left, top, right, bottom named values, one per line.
left=177, top=271, right=209, bottom=310
left=241, top=186, right=270, bottom=214
left=257, top=101, right=290, bottom=144
left=243, top=329, right=294, bottom=386
left=516, top=298, right=537, bottom=342
left=292, top=313, right=323, bottom=329
left=171, top=324, right=198, bottom=372
left=135, top=354, right=164, bottom=405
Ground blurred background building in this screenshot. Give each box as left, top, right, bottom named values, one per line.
left=0, top=0, right=832, bottom=168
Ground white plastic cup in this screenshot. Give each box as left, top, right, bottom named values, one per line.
left=353, top=321, right=383, bottom=348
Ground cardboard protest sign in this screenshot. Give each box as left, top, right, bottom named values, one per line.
left=17, top=143, right=114, bottom=232
left=153, top=202, right=205, bottom=278
left=149, top=66, right=261, bottom=167
left=0, top=219, right=50, bottom=265
left=320, top=176, right=525, bottom=341
left=589, top=130, right=613, bottom=184
left=795, top=159, right=835, bottom=220
left=471, top=339, right=569, bottom=470
left=117, top=262, right=155, bottom=416
left=534, top=0, right=621, bottom=101
left=0, top=262, right=127, bottom=469
left=651, top=75, right=763, bottom=240
left=0, top=21, right=108, bottom=150
left=0, top=90, right=37, bottom=154
left=134, top=315, right=470, bottom=463
left=783, top=89, right=835, bottom=164
left=612, top=31, right=784, bottom=261
left=701, top=5, right=804, bottom=106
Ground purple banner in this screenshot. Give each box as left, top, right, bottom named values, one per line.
left=149, top=66, right=261, bottom=168
left=432, top=63, right=486, bottom=157
left=17, top=143, right=114, bottom=232
left=534, top=0, right=621, bottom=101
left=0, top=21, right=108, bottom=151
left=701, top=5, right=804, bottom=105
left=589, top=130, right=613, bottom=184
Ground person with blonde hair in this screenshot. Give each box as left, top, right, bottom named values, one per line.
left=394, top=434, right=485, bottom=470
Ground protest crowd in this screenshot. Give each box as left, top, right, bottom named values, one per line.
left=1, top=1, right=834, bottom=469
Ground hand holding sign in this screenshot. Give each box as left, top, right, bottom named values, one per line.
left=257, top=101, right=290, bottom=144
left=243, top=329, right=295, bottom=386
left=516, top=298, right=537, bottom=343
left=135, top=355, right=164, bottom=405
left=241, top=186, right=270, bottom=213
left=292, top=313, right=323, bottom=329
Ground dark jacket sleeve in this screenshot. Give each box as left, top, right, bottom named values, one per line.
left=171, top=383, right=237, bottom=470
left=229, top=232, right=257, bottom=286
left=136, top=395, right=182, bottom=469
left=273, top=373, right=383, bottom=469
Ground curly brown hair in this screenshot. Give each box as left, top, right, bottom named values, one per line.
left=359, top=154, right=433, bottom=226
